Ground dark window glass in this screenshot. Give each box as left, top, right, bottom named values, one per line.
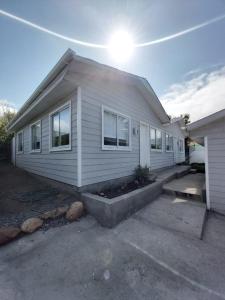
left=31, top=122, right=41, bottom=150
left=104, top=111, right=117, bottom=146
left=52, top=107, right=70, bottom=148
left=52, top=113, right=60, bottom=147
left=150, top=128, right=156, bottom=149
left=156, top=130, right=162, bottom=150
left=118, top=115, right=129, bottom=146
left=60, top=108, right=70, bottom=146
left=18, top=132, right=23, bottom=152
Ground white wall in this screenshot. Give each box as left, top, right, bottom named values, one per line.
left=190, top=118, right=225, bottom=215
left=15, top=93, right=78, bottom=186
left=190, top=143, right=205, bottom=164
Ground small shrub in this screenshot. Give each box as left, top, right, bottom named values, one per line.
left=134, top=165, right=150, bottom=184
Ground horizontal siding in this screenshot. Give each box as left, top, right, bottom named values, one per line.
left=16, top=93, right=77, bottom=186
left=81, top=76, right=185, bottom=186
left=208, top=122, right=225, bottom=214
left=193, top=118, right=225, bottom=214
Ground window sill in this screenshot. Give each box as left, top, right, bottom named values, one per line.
left=49, top=146, right=71, bottom=152
left=102, top=146, right=132, bottom=151
left=16, top=151, right=23, bottom=155
left=30, top=150, right=41, bottom=154
left=166, top=150, right=174, bottom=153
left=151, top=149, right=162, bottom=153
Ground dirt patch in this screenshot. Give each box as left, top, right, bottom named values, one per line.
left=0, top=161, right=76, bottom=227
left=95, top=180, right=154, bottom=199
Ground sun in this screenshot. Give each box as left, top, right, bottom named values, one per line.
left=108, top=30, right=134, bottom=63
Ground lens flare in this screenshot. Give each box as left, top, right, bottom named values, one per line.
left=108, top=30, right=134, bottom=63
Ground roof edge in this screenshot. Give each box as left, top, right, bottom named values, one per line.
left=9, top=48, right=170, bottom=130
left=8, top=48, right=75, bottom=130
left=187, top=108, right=225, bottom=131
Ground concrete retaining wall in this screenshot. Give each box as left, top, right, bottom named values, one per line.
left=82, top=181, right=162, bottom=228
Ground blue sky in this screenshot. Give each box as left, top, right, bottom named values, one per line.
left=0, top=0, right=225, bottom=121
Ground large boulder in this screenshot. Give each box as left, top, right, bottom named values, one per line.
left=21, top=217, right=43, bottom=233
left=41, top=206, right=68, bottom=220
left=0, top=227, right=21, bottom=246
left=66, top=201, right=84, bottom=221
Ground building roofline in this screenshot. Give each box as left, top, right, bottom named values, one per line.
left=8, top=48, right=170, bottom=130
left=187, top=108, right=225, bottom=131
left=8, top=49, right=74, bottom=130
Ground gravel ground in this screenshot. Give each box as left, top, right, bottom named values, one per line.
left=0, top=160, right=77, bottom=227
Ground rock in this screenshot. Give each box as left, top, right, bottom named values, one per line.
left=21, top=217, right=43, bottom=233
left=0, top=227, right=21, bottom=245
left=41, top=206, right=68, bottom=220
left=66, top=201, right=83, bottom=221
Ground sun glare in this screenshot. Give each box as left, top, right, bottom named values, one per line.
left=108, top=30, right=134, bottom=63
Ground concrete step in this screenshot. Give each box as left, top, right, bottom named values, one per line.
left=162, top=173, right=205, bottom=203
left=155, top=165, right=191, bottom=184
left=163, top=188, right=202, bottom=202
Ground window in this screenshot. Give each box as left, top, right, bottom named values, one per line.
left=151, top=128, right=162, bottom=150
left=166, top=134, right=173, bottom=152
left=103, top=107, right=130, bottom=150
left=50, top=102, right=71, bottom=151
left=178, top=139, right=184, bottom=152
left=17, top=131, right=23, bottom=153
left=30, top=121, right=41, bottom=152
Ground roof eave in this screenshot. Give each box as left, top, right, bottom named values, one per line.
left=8, top=48, right=75, bottom=131
left=187, top=108, right=225, bottom=131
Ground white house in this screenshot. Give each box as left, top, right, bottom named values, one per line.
left=188, top=109, right=225, bottom=215
left=8, top=49, right=185, bottom=192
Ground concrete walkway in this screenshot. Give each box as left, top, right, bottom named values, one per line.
left=1, top=208, right=225, bottom=300
left=163, top=173, right=205, bottom=201
left=134, top=194, right=206, bottom=239
left=155, top=165, right=190, bottom=183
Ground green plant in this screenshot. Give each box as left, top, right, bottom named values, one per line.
left=0, top=109, right=16, bottom=144
left=134, top=165, right=150, bottom=184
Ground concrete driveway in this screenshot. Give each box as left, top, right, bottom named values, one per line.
left=1, top=203, right=225, bottom=300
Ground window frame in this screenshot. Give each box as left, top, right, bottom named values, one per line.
left=102, top=105, right=132, bottom=151
left=17, top=130, right=24, bottom=154
left=150, top=126, right=162, bottom=152
left=30, top=120, right=42, bottom=153
left=178, top=138, right=185, bottom=153
left=165, top=133, right=174, bottom=153
left=49, top=101, right=72, bottom=152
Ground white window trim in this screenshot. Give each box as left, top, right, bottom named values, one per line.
left=102, top=105, right=132, bottom=151
left=16, top=130, right=24, bottom=154
left=178, top=138, right=185, bottom=153
left=30, top=120, right=42, bottom=153
left=150, top=126, right=162, bottom=152
left=165, top=133, right=174, bottom=153
left=49, top=100, right=72, bottom=152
